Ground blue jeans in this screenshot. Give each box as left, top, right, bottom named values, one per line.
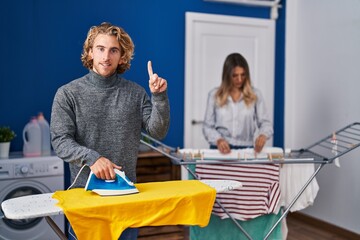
left=68, top=223, right=138, bottom=240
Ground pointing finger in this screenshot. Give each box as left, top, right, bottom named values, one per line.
left=147, top=60, right=153, bottom=78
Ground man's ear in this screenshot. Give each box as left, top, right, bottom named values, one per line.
left=118, top=56, right=124, bottom=65
left=88, top=48, right=94, bottom=60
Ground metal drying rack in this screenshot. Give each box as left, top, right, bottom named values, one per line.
left=140, top=122, right=360, bottom=240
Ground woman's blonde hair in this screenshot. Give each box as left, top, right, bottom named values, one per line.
left=215, top=53, right=257, bottom=107
left=81, top=22, right=134, bottom=74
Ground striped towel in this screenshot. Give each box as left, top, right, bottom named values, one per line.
left=196, top=163, right=280, bottom=221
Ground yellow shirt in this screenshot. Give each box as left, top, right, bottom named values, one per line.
left=53, top=180, right=216, bottom=240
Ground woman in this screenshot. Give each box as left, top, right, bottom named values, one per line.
left=203, top=52, right=273, bottom=154
left=191, top=53, right=281, bottom=240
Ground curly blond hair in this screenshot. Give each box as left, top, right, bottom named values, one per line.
left=216, top=53, right=257, bottom=107
left=81, top=22, right=134, bottom=74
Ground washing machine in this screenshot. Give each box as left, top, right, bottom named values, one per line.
left=0, top=154, right=65, bottom=240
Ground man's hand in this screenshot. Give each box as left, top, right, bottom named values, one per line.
left=148, top=61, right=167, bottom=93
left=90, top=157, right=122, bottom=180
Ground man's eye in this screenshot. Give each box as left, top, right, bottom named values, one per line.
left=111, top=49, right=119, bottom=54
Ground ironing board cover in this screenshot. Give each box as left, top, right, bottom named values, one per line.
left=52, top=180, right=216, bottom=240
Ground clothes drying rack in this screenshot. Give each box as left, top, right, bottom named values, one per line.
left=140, top=122, right=360, bottom=240
left=1, top=122, right=359, bottom=240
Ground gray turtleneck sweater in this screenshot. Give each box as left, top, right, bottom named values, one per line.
left=50, top=70, right=170, bottom=187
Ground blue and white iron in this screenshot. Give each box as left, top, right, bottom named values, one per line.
left=85, top=169, right=139, bottom=196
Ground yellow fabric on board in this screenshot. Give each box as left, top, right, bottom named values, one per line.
left=52, top=180, right=216, bottom=240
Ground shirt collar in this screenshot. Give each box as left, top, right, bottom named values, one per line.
left=88, top=70, right=119, bottom=88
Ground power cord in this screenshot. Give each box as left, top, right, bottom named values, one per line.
left=67, top=164, right=88, bottom=190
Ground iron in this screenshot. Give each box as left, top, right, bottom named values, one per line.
left=85, top=169, right=139, bottom=196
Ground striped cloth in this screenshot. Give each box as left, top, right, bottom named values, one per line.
left=196, top=163, right=280, bottom=221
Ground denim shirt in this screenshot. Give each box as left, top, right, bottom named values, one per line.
left=202, top=87, right=273, bottom=147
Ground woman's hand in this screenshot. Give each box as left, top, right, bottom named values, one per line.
left=216, top=138, right=231, bottom=154
left=254, top=134, right=267, bottom=153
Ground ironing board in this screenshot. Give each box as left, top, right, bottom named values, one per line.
left=139, top=122, right=360, bottom=240
left=1, top=179, right=242, bottom=240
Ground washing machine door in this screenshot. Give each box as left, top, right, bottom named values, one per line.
left=0, top=180, right=53, bottom=240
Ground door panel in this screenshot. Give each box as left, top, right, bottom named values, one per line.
left=184, top=12, right=275, bottom=151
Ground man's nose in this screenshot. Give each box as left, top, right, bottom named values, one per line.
left=103, top=50, right=111, bottom=60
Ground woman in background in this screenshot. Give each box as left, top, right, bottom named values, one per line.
left=202, top=52, right=273, bottom=154
left=191, top=53, right=279, bottom=239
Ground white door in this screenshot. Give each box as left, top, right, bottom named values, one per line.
left=184, top=12, right=275, bottom=150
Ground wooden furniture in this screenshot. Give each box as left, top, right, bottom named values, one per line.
left=137, top=151, right=180, bottom=183
left=136, top=151, right=185, bottom=240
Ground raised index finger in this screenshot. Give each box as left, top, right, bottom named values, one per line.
left=147, top=60, right=153, bottom=78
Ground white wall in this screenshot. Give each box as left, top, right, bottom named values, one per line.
left=285, top=0, right=360, bottom=234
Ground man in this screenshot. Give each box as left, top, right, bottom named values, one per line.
left=50, top=22, right=170, bottom=240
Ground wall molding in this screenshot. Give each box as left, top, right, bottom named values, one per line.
left=204, top=0, right=281, bottom=19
